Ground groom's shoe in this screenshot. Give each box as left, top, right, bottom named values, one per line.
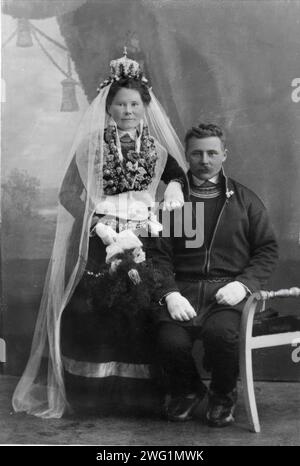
left=206, top=388, right=238, bottom=427
left=164, top=392, right=205, bottom=422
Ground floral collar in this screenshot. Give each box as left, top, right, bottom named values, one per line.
left=102, top=124, right=158, bottom=195
left=118, top=128, right=139, bottom=140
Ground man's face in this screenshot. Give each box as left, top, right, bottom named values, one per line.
left=186, top=136, right=227, bottom=180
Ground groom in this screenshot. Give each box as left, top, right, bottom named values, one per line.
left=147, top=122, right=279, bottom=427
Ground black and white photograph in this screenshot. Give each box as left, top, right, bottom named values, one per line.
left=1, top=0, right=300, bottom=450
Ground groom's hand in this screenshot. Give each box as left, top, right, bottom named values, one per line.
left=165, top=292, right=197, bottom=321
left=215, top=281, right=247, bottom=306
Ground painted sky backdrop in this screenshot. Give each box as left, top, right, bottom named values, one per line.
left=2, top=14, right=88, bottom=189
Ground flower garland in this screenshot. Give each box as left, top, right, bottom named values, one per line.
left=102, top=124, right=158, bottom=195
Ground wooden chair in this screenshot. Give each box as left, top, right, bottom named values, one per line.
left=239, top=287, right=300, bottom=433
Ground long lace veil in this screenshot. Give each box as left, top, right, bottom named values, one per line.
left=12, top=82, right=187, bottom=418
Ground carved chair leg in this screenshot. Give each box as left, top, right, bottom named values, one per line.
left=240, top=341, right=261, bottom=433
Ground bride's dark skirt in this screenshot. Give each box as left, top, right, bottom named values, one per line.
left=60, top=235, right=162, bottom=416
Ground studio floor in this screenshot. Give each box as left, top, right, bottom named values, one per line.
left=0, top=376, right=299, bottom=446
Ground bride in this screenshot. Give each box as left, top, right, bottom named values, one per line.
left=12, top=49, right=187, bottom=418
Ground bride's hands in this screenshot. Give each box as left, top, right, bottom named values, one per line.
left=95, top=222, right=118, bottom=245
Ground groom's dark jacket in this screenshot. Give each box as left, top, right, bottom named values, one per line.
left=146, top=169, right=279, bottom=320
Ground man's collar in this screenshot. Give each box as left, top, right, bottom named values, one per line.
left=186, top=167, right=234, bottom=199
left=191, top=173, right=220, bottom=186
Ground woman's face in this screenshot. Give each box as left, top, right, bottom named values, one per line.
left=108, top=87, right=145, bottom=131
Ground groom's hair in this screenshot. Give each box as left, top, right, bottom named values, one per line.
left=184, top=123, right=226, bottom=150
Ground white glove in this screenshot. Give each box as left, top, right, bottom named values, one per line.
left=105, top=229, right=143, bottom=263
left=163, top=181, right=184, bottom=211
left=215, top=281, right=247, bottom=306
left=95, top=222, right=118, bottom=245
left=148, top=212, right=163, bottom=236
left=165, top=291, right=197, bottom=321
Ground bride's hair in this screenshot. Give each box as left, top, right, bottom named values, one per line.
left=106, top=77, right=151, bottom=111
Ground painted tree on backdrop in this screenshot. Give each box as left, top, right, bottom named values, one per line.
left=1, top=169, right=43, bottom=258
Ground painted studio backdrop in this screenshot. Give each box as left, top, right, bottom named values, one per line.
left=1, top=0, right=300, bottom=380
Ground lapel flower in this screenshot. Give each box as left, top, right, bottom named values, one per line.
left=226, top=189, right=234, bottom=199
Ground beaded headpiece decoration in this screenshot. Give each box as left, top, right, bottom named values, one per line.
left=98, top=47, right=149, bottom=91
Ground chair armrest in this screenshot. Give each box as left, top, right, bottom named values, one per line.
left=241, top=287, right=300, bottom=340
left=255, top=287, right=300, bottom=301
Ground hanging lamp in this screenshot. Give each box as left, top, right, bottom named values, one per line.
left=60, top=54, right=79, bottom=112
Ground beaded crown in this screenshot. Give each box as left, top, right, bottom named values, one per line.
left=98, top=47, right=149, bottom=90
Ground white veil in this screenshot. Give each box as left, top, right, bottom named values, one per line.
left=146, top=89, right=186, bottom=172
left=12, top=78, right=187, bottom=418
